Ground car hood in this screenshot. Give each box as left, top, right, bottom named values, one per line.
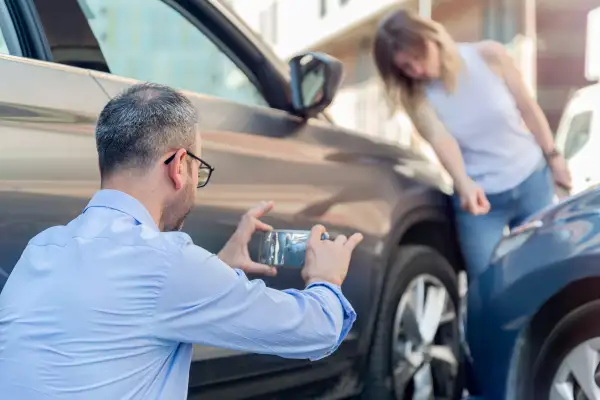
left=526, top=184, right=600, bottom=225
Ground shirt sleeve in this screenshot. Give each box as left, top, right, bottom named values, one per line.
left=151, top=240, right=356, bottom=361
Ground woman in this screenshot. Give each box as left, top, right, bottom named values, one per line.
left=373, top=9, right=572, bottom=278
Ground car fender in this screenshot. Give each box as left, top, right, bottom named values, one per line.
left=357, top=195, right=455, bottom=359
left=475, top=186, right=600, bottom=327
left=467, top=186, right=600, bottom=398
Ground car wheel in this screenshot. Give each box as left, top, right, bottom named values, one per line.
left=531, top=300, right=600, bottom=400
left=362, top=245, right=461, bottom=400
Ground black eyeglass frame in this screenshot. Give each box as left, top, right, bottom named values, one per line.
left=164, top=151, right=214, bottom=188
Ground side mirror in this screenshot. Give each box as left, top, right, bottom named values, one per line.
left=289, top=52, right=344, bottom=118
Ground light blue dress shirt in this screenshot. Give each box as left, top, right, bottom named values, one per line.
left=0, top=190, right=356, bottom=400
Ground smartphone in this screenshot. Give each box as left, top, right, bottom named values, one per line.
left=257, top=229, right=329, bottom=268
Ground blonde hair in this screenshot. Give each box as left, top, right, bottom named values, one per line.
left=372, top=8, right=461, bottom=117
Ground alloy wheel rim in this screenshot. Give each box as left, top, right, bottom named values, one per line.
left=551, top=337, right=600, bottom=400
left=391, top=274, right=459, bottom=400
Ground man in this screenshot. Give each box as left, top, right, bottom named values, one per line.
left=0, top=83, right=363, bottom=399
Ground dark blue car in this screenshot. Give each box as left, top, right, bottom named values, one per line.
left=465, top=185, right=600, bottom=400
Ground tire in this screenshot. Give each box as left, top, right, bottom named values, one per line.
left=531, top=300, right=600, bottom=400
left=362, top=245, right=462, bottom=400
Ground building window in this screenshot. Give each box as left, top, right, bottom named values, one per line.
left=259, top=1, right=278, bottom=45
left=320, top=0, right=327, bottom=17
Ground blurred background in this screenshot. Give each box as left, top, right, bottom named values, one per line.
left=223, top=0, right=599, bottom=159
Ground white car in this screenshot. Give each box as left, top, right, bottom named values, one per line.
left=555, top=83, right=600, bottom=194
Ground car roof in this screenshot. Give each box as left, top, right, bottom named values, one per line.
left=570, top=82, right=600, bottom=105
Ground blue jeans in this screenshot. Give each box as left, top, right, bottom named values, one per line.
left=453, top=162, right=554, bottom=278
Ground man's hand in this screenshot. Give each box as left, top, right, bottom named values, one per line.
left=302, top=225, right=363, bottom=287
left=218, top=201, right=277, bottom=276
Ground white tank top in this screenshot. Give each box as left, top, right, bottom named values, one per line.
left=424, top=43, right=543, bottom=194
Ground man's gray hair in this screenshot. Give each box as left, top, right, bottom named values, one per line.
left=95, top=82, right=198, bottom=178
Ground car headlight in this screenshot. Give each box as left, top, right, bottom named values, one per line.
left=491, top=220, right=543, bottom=263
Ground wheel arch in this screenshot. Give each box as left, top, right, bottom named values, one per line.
left=399, top=216, right=464, bottom=275
left=357, top=204, right=463, bottom=370
left=509, top=276, right=600, bottom=399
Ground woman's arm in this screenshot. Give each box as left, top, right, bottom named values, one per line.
left=477, top=41, right=556, bottom=154
left=410, top=102, right=490, bottom=214
left=411, top=103, right=471, bottom=193
left=477, top=40, right=572, bottom=190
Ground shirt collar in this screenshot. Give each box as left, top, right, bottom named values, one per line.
left=83, top=189, right=160, bottom=231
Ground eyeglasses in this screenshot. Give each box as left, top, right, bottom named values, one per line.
left=164, top=151, right=214, bottom=188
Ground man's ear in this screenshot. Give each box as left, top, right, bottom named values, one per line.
left=166, top=148, right=187, bottom=190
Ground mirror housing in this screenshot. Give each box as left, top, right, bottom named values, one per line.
left=289, top=52, right=344, bottom=118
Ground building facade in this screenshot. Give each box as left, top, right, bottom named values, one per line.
left=536, top=0, right=599, bottom=128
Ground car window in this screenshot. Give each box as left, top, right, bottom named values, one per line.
left=33, top=0, right=268, bottom=108
left=0, top=30, right=8, bottom=55
left=0, top=0, right=21, bottom=56
left=563, top=111, right=593, bottom=160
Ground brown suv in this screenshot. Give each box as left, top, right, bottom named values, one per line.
left=0, top=0, right=464, bottom=398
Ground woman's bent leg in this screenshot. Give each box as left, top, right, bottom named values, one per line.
left=454, top=205, right=510, bottom=279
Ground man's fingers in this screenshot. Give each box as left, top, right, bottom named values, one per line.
left=334, top=234, right=347, bottom=245
left=309, top=224, right=327, bottom=246
left=247, top=201, right=274, bottom=218
left=255, top=220, right=273, bottom=232
left=246, top=262, right=277, bottom=276
left=344, top=233, right=363, bottom=251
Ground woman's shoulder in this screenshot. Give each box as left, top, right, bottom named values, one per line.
left=471, top=41, right=509, bottom=63
left=462, top=40, right=512, bottom=77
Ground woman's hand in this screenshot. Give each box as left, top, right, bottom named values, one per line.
left=457, top=179, right=491, bottom=215
left=548, top=154, right=572, bottom=193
